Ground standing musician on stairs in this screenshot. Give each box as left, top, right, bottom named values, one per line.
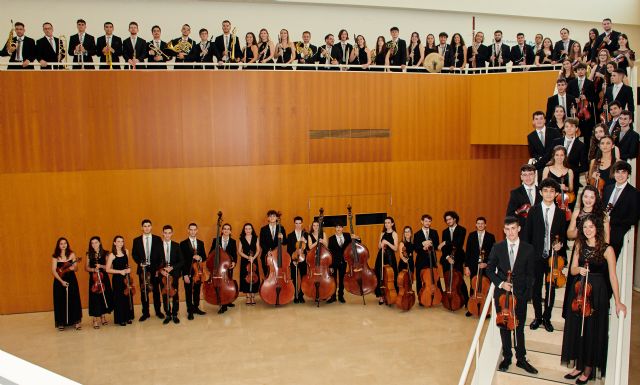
left=438, top=211, right=469, bottom=309
left=180, top=223, right=207, bottom=320
left=464, top=216, right=496, bottom=317
left=286, top=216, right=308, bottom=304
left=413, top=214, right=440, bottom=306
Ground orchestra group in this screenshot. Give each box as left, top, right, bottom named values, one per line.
left=0, top=17, right=634, bottom=72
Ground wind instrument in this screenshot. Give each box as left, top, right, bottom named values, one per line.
left=167, top=39, right=192, bottom=54
left=105, top=38, right=113, bottom=70
left=471, top=16, right=477, bottom=68
left=148, top=41, right=170, bottom=60
left=58, top=35, right=68, bottom=69
left=6, top=19, right=17, bottom=52
left=230, top=27, right=237, bottom=62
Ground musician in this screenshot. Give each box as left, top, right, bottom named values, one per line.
left=486, top=216, right=538, bottom=374
left=436, top=32, right=450, bottom=70
left=257, top=28, right=276, bottom=70
left=295, top=31, right=317, bottom=70
left=602, top=161, right=640, bottom=258
left=318, top=33, right=337, bottom=70
left=616, top=111, right=638, bottom=161
left=385, top=27, right=407, bottom=71
left=614, top=34, right=634, bottom=75
left=122, top=21, right=146, bottom=70
left=467, top=31, right=488, bottom=71
left=591, top=18, right=621, bottom=61
left=438, top=211, right=469, bottom=307
left=605, top=101, right=622, bottom=136
left=259, top=210, right=287, bottom=277
left=68, top=19, right=96, bottom=70
left=146, top=25, right=170, bottom=70
left=36, top=22, right=65, bottom=70
left=446, top=33, right=466, bottom=72
left=214, top=20, right=241, bottom=65
left=464, top=217, right=496, bottom=317
left=51, top=237, right=83, bottom=331
left=243, top=32, right=259, bottom=70
left=0, top=21, right=37, bottom=69
left=559, top=58, right=576, bottom=82
left=532, top=33, right=543, bottom=55
left=371, top=36, right=387, bottom=71
left=170, top=24, right=195, bottom=70
left=105, top=236, right=134, bottom=327
left=510, top=33, right=534, bottom=72
left=546, top=80, right=575, bottom=124
left=239, top=223, right=261, bottom=305
left=375, top=217, right=399, bottom=305
left=307, top=219, right=328, bottom=250
left=331, top=29, right=352, bottom=68
left=524, top=178, right=567, bottom=333
left=589, top=124, right=621, bottom=161
left=424, top=34, right=437, bottom=56
left=286, top=216, right=308, bottom=303
left=85, top=236, right=113, bottom=329
left=534, top=37, right=554, bottom=69
left=405, top=32, right=424, bottom=72
left=568, top=63, right=596, bottom=145
left=589, top=135, right=618, bottom=190
left=96, top=22, right=122, bottom=69
left=552, top=27, right=576, bottom=63
left=275, top=29, right=295, bottom=70
left=131, top=219, right=164, bottom=322
left=542, top=146, right=575, bottom=212
left=527, top=111, right=561, bottom=175
left=209, top=223, right=238, bottom=314
left=413, top=214, right=440, bottom=305
left=159, top=225, right=183, bottom=324
left=605, top=69, right=635, bottom=114
left=349, top=34, right=370, bottom=71
left=506, top=164, right=540, bottom=228
left=489, top=30, right=510, bottom=72
left=568, top=42, right=585, bottom=67
left=545, top=118, right=588, bottom=192
left=328, top=222, right=355, bottom=304
left=583, top=28, right=599, bottom=65
left=179, top=223, right=207, bottom=320
left=190, top=28, right=218, bottom=69
left=548, top=105, right=566, bottom=132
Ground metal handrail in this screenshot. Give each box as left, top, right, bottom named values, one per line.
left=458, top=283, right=495, bottom=385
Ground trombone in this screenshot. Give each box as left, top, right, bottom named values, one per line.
left=148, top=41, right=170, bottom=60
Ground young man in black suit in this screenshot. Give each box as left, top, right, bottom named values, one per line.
left=616, top=111, right=639, bottom=161
left=68, top=19, right=96, bottom=69
left=331, top=29, right=353, bottom=70
left=524, top=178, right=566, bottom=333
left=605, top=69, right=635, bottom=115
left=488, top=30, right=510, bottom=72
left=0, top=21, right=37, bottom=69
left=437, top=32, right=451, bottom=70
left=486, top=216, right=538, bottom=374
left=36, top=22, right=65, bottom=70
left=467, top=31, right=488, bottom=70
left=180, top=222, right=207, bottom=320
left=159, top=225, right=183, bottom=324
left=96, top=21, right=122, bottom=69
left=131, top=219, right=164, bottom=321
left=413, top=214, right=440, bottom=304
left=214, top=20, right=242, bottom=65
left=552, top=27, right=575, bottom=62
left=506, top=164, right=540, bottom=228
left=510, top=33, right=534, bottom=72
left=209, top=223, right=238, bottom=314
left=190, top=28, right=219, bottom=69
left=296, top=31, right=317, bottom=70
left=545, top=78, right=576, bottom=122
left=122, top=21, right=146, bottom=69
left=170, top=24, right=195, bottom=70
left=286, top=216, right=307, bottom=303
left=591, top=18, right=621, bottom=61
left=327, top=222, right=357, bottom=303
left=545, top=118, right=588, bottom=193
left=387, top=26, right=407, bottom=72
left=527, top=111, right=561, bottom=175
left=568, top=63, right=596, bottom=145
left=464, top=216, right=496, bottom=316
left=146, top=25, right=170, bottom=70
left=603, top=161, right=640, bottom=258
left=259, top=210, right=287, bottom=277
left=438, top=211, right=469, bottom=306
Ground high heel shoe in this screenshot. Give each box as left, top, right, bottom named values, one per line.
left=564, top=371, right=582, bottom=380
left=575, top=372, right=593, bottom=384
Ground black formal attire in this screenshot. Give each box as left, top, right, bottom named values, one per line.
left=257, top=42, right=275, bottom=70
left=349, top=46, right=371, bottom=71
left=371, top=48, right=387, bottom=72
left=412, top=227, right=439, bottom=295
left=613, top=49, right=634, bottom=75
left=446, top=44, right=466, bottom=71
left=527, top=127, right=562, bottom=173
left=467, top=44, right=489, bottom=70
left=295, top=42, right=317, bottom=71
left=275, top=46, right=294, bottom=70
left=439, top=225, right=469, bottom=305
left=583, top=42, right=596, bottom=64
left=591, top=31, right=621, bottom=61
left=122, top=36, right=147, bottom=69
left=209, top=236, right=238, bottom=284
left=552, top=39, right=576, bottom=62
left=387, top=39, right=407, bottom=72
left=510, top=44, right=534, bottom=72
left=616, top=129, right=639, bottom=161
left=328, top=233, right=351, bottom=300
left=180, top=237, right=207, bottom=315
left=374, top=232, right=398, bottom=297
left=111, top=253, right=135, bottom=325
left=544, top=136, right=588, bottom=191
left=486, top=239, right=536, bottom=362
left=331, top=42, right=353, bottom=66
left=146, top=40, right=170, bottom=70
left=605, top=83, right=635, bottom=115
left=524, top=202, right=567, bottom=322
left=87, top=251, right=113, bottom=317
left=545, top=93, right=577, bottom=124
left=535, top=49, right=555, bottom=71
left=53, top=258, right=83, bottom=328
left=189, top=40, right=218, bottom=69
left=170, top=37, right=195, bottom=70
left=424, top=45, right=438, bottom=56
left=398, top=240, right=415, bottom=273
left=317, top=44, right=336, bottom=71
left=131, top=234, right=164, bottom=317
left=214, top=34, right=242, bottom=64
left=159, top=240, right=183, bottom=316
left=259, top=224, right=287, bottom=276
left=465, top=231, right=496, bottom=280
left=36, top=36, right=65, bottom=70
left=568, top=77, right=597, bottom=145
left=239, top=235, right=260, bottom=293
left=603, top=183, right=640, bottom=257
left=243, top=45, right=259, bottom=70
left=0, top=35, right=37, bottom=69
left=287, top=230, right=308, bottom=301
left=488, top=42, right=510, bottom=72
left=68, top=33, right=96, bottom=69
left=436, top=44, right=451, bottom=69
left=95, top=35, right=123, bottom=69
left=506, top=184, right=540, bottom=229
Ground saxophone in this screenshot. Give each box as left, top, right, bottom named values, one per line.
left=6, top=19, right=16, bottom=52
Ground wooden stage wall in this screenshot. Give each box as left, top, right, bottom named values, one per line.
left=0, top=70, right=557, bottom=314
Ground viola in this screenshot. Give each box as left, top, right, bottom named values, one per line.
left=245, top=251, right=259, bottom=286
left=203, top=211, right=239, bottom=306
left=496, top=271, right=517, bottom=331
left=301, top=208, right=335, bottom=306
left=395, top=246, right=415, bottom=311
left=571, top=260, right=593, bottom=337
left=380, top=244, right=398, bottom=305
left=418, top=241, right=442, bottom=307
left=56, top=256, right=82, bottom=277
left=259, top=212, right=295, bottom=306
left=343, top=204, right=377, bottom=302
left=546, top=235, right=566, bottom=288
left=467, top=249, right=491, bottom=317
left=90, top=253, right=105, bottom=294
left=515, top=203, right=531, bottom=218
left=442, top=245, right=464, bottom=311
left=587, top=158, right=606, bottom=197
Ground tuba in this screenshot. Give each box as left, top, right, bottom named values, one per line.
left=6, top=19, right=16, bottom=52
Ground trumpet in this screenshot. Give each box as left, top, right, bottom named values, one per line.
left=6, top=19, right=16, bottom=52
left=148, top=41, right=170, bottom=60
left=230, top=27, right=237, bottom=61
left=105, top=40, right=112, bottom=70
left=167, top=39, right=192, bottom=54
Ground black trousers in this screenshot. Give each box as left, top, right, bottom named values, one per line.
left=414, top=255, right=442, bottom=295
left=184, top=278, right=202, bottom=314
left=161, top=275, right=180, bottom=316
left=532, top=259, right=556, bottom=320
left=290, top=261, right=307, bottom=300
left=331, top=260, right=346, bottom=298
left=139, top=273, right=162, bottom=316
left=495, top=291, right=528, bottom=361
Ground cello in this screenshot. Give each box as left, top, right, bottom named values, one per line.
left=496, top=271, right=517, bottom=331
left=259, top=213, right=295, bottom=306
left=343, top=204, right=377, bottom=303
left=395, top=246, right=416, bottom=311
left=381, top=244, right=398, bottom=305
left=467, top=249, right=491, bottom=317
left=301, top=208, right=335, bottom=306
left=203, top=211, right=239, bottom=307
left=441, top=245, right=464, bottom=311
left=418, top=237, right=442, bottom=307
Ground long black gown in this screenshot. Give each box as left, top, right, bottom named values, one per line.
left=239, top=236, right=260, bottom=293
left=87, top=251, right=113, bottom=317
left=111, top=254, right=135, bottom=325
left=53, top=259, right=83, bottom=328
left=374, top=232, right=399, bottom=297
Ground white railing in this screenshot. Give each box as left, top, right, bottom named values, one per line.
left=0, top=349, right=80, bottom=384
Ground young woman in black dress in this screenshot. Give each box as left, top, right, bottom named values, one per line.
left=239, top=223, right=261, bottom=305
left=583, top=28, right=598, bottom=66
left=406, top=32, right=424, bottom=72
left=542, top=145, right=574, bottom=199
left=424, top=34, right=437, bottom=56
left=561, top=215, right=626, bottom=383
left=51, top=237, right=83, bottom=330
left=275, top=29, right=295, bottom=70
left=243, top=32, right=259, bottom=70
left=588, top=135, right=617, bottom=189
left=371, top=35, right=387, bottom=72
left=257, top=28, right=275, bottom=70
left=85, top=236, right=113, bottom=329
left=307, top=220, right=327, bottom=249
left=534, top=37, right=554, bottom=69
left=548, top=105, right=567, bottom=131
left=589, top=124, right=621, bottom=161
left=106, top=235, right=135, bottom=326
left=349, top=34, right=370, bottom=71
left=374, top=217, right=399, bottom=304
left=398, top=226, right=415, bottom=274
left=447, top=33, right=467, bottom=72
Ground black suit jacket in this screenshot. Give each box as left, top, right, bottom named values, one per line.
left=286, top=230, right=309, bottom=255
left=170, top=37, right=196, bottom=67
left=605, top=84, right=635, bottom=114
left=617, top=129, right=639, bottom=161
left=506, top=184, right=540, bottom=228
left=544, top=136, right=588, bottom=188
left=179, top=238, right=207, bottom=277
left=568, top=78, right=596, bottom=104
left=467, top=44, right=489, bottom=68
left=546, top=93, right=577, bottom=121
left=603, top=183, right=640, bottom=250
left=465, top=231, right=496, bottom=274
left=189, top=41, right=220, bottom=66
left=592, top=31, right=621, bottom=61
left=209, top=237, right=238, bottom=264
left=0, top=36, right=37, bottom=63
left=68, top=33, right=96, bottom=64
left=388, top=39, right=407, bottom=66
left=486, top=240, right=536, bottom=300
left=122, top=36, right=148, bottom=63
left=331, top=42, right=353, bottom=65
left=159, top=240, right=183, bottom=277
left=488, top=43, right=510, bottom=66
left=95, top=35, right=123, bottom=68
left=145, top=40, right=170, bottom=69
left=440, top=226, right=467, bottom=271
left=510, top=44, right=534, bottom=66
left=131, top=234, right=164, bottom=274
left=295, top=43, right=317, bottom=64
left=527, top=127, right=562, bottom=167
left=328, top=233, right=352, bottom=268
left=552, top=39, right=576, bottom=62
left=214, top=34, right=242, bottom=62
left=259, top=224, right=288, bottom=257
left=412, top=228, right=439, bottom=268
left=523, top=203, right=567, bottom=259
left=36, top=36, right=65, bottom=64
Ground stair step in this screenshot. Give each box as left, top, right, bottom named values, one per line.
left=526, top=329, right=564, bottom=355
left=497, top=351, right=604, bottom=385
left=493, top=371, right=567, bottom=385
left=526, top=303, right=565, bottom=331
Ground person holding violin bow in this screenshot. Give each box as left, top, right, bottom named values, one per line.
left=131, top=219, right=164, bottom=322
left=464, top=217, right=496, bottom=317
left=398, top=226, right=415, bottom=274
left=541, top=145, right=575, bottom=215
left=412, top=214, right=440, bottom=306
left=180, top=223, right=207, bottom=320
left=259, top=210, right=288, bottom=277
left=209, top=223, right=238, bottom=313
left=374, top=217, right=399, bottom=305
left=286, top=216, right=308, bottom=304
left=486, top=216, right=538, bottom=374
left=239, top=223, right=261, bottom=305
left=106, top=235, right=135, bottom=326
left=567, top=63, right=596, bottom=147
left=85, top=236, right=113, bottom=329
left=159, top=225, right=183, bottom=324
left=51, top=237, right=83, bottom=331
left=602, top=161, right=640, bottom=259
left=544, top=118, right=587, bottom=197
left=327, top=221, right=358, bottom=304
left=438, top=211, right=469, bottom=309
left=506, top=164, right=539, bottom=229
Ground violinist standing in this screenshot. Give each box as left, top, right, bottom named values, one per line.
left=286, top=216, right=308, bottom=304
left=259, top=210, right=287, bottom=277
left=327, top=222, right=357, bottom=304
left=51, top=237, right=83, bottom=331
left=374, top=217, right=399, bottom=305
left=239, top=223, right=261, bottom=305
left=106, top=236, right=134, bottom=326
left=131, top=219, right=164, bottom=322
left=486, top=216, right=538, bottom=374
left=438, top=211, right=469, bottom=307
left=413, top=214, right=440, bottom=305
left=159, top=225, right=183, bottom=324
left=85, top=236, right=113, bottom=329
left=209, top=223, right=237, bottom=314
left=180, top=223, right=207, bottom=320
left=464, top=217, right=496, bottom=317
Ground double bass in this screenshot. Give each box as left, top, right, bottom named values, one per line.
left=418, top=237, right=442, bottom=307
left=259, top=213, right=295, bottom=306
left=441, top=245, right=464, bottom=311
left=203, top=211, right=239, bottom=306
left=395, top=246, right=415, bottom=311
left=496, top=271, right=517, bottom=331
left=343, top=204, right=377, bottom=303
left=467, top=250, right=491, bottom=317
left=301, top=208, right=335, bottom=306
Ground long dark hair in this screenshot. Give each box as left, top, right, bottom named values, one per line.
left=576, top=215, right=606, bottom=263
left=111, top=235, right=127, bottom=257
left=245, top=32, right=257, bottom=47
left=86, top=236, right=105, bottom=259
left=376, top=36, right=386, bottom=55
left=242, top=223, right=257, bottom=238
left=579, top=185, right=605, bottom=216
left=52, top=237, right=72, bottom=258
left=546, top=145, right=569, bottom=167
left=381, top=216, right=397, bottom=233
left=403, top=225, right=413, bottom=243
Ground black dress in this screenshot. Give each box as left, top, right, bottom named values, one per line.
left=257, top=42, right=274, bottom=70
left=407, top=44, right=425, bottom=73
left=536, top=49, right=554, bottom=70
left=398, top=240, right=415, bottom=273
left=275, top=46, right=293, bottom=70
left=371, top=48, right=386, bottom=72
left=87, top=251, right=113, bottom=317
left=374, top=232, right=399, bottom=297
left=239, top=236, right=260, bottom=293
left=597, top=159, right=616, bottom=188
left=111, top=254, right=135, bottom=325
left=613, top=49, right=634, bottom=75
left=561, top=244, right=611, bottom=379
left=446, top=45, right=465, bottom=70
left=53, top=258, right=83, bottom=327
left=244, top=45, right=257, bottom=70
left=349, top=46, right=370, bottom=71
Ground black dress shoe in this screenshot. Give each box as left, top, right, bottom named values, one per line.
left=217, top=305, right=227, bottom=314
left=163, top=317, right=171, bottom=325
left=465, top=311, right=472, bottom=317
left=516, top=360, right=538, bottom=374
left=172, top=316, right=180, bottom=324
left=338, top=296, right=345, bottom=303
left=187, top=313, right=194, bottom=320
left=127, top=320, right=132, bottom=324
left=575, top=374, right=593, bottom=384
left=156, top=312, right=165, bottom=320
left=498, top=358, right=511, bottom=372
left=543, top=318, right=554, bottom=332
left=227, top=303, right=235, bottom=307
left=564, top=371, right=582, bottom=380
left=327, top=296, right=336, bottom=304
left=138, top=314, right=150, bottom=322
left=194, top=308, right=206, bottom=315
left=529, top=318, right=542, bottom=330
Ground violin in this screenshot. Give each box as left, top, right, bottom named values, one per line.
left=496, top=271, right=517, bottom=331
left=418, top=239, right=442, bottom=307
left=124, top=266, right=137, bottom=297
left=467, top=249, right=491, bottom=317
left=90, top=252, right=106, bottom=294
left=587, top=158, right=605, bottom=197
left=546, top=235, right=566, bottom=287
left=343, top=204, right=377, bottom=302
left=301, top=208, right=335, bottom=306
left=292, top=238, right=306, bottom=300
left=191, top=243, right=208, bottom=284
left=395, top=246, right=415, bottom=311
left=158, top=262, right=177, bottom=298
left=571, top=260, right=593, bottom=337
left=515, top=203, right=531, bottom=218
left=56, top=256, right=82, bottom=276
left=555, top=175, right=574, bottom=221
left=259, top=212, right=295, bottom=306
left=245, top=251, right=259, bottom=286
left=381, top=244, right=398, bottom=305
left=442, top=245, right=464, bottom=311
left=203, top=211, right=239, bottom=306
left=599, top=99, right=611, bottom=123
left=577, top=86, right=591, bottom=121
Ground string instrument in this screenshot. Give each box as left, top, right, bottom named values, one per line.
left=158, top=261, right=177, bottom=298
left=600, top=99, right=612, bottom=124
left=56, top=256, right=82, bottom=276
left=343, top=204, right=377, bottom=303
left=441, top=245, right=464, bottom=311
left=418, top=237, right=442, bottom=307
left=571, top=260, right=593, bottom=337
left=381, top=244, right=398, bottom=305
left=587, top=158, right=606, bottom=197
left=245, top=251, right=259, bottom=288
left=555, top=174, right=574, bottom=221
left=124, top=263, right=136, bottom=313
left=292, top=236, right=306, bottom=301
left=546, top=235, right=566, bottom=287
left=90, top=252, right=106, bottom=294
left=515, top=203, right=531, bottom=218
left=259, top=212, right=295, bottom=306
left=203, top=211, right=239, bottom=306
left=467, top=249, right=491, bottom=317
left=140, top=262, right=153, bottom=298
left=190, top=243, right=208, bottom=284
left=395, top=246, right=416, bottom=311
left=301, top=208, right=335, bottom=306
left=496, top=271, right=517, bottom=331
left=576, top=83, right=591, bottom=121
